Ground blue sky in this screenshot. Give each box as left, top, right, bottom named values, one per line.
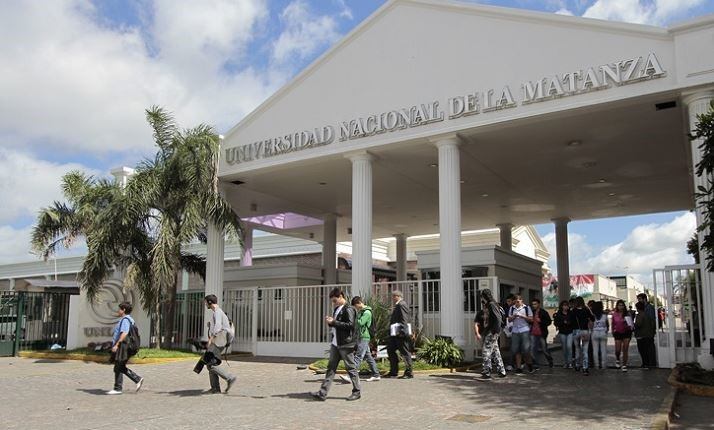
left=0, top=0, right=711, bottom=284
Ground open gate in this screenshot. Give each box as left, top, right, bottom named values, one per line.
left=0, top=291, right=72, bottom=356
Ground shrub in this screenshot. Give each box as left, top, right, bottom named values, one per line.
left=416, top=336, right=464, bottom=368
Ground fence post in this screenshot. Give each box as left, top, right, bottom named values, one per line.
left=13, top=292, right=25, bottom=356
left=417, top=281, right=424, bottom=331
left=251, top=287, right=258, bottom=356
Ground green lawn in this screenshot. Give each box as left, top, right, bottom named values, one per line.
left=41, top=348, right=200, bottom=359
left=311, top=358, right=444, bottom=372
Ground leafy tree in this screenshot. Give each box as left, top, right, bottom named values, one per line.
left=691, top=100, right=714, bottom=271
left=32, top=106, right=242, bottom=348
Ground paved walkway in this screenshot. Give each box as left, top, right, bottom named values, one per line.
left=0, top=349, right=671, bottom=430
left=671, top=392, right=714, bottom=429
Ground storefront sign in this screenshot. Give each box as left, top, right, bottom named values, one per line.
left=226, top=53, right=665, bottom=165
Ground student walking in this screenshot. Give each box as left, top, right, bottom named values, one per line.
left=106, top=302, right=143, bottom=395
left=530, top=298, right=553, bottom=368
left=591, top=301, right=609, bottom=369
left=612, top=299, right=634, bottom=372
left=386, top=290, right=414, bottom=379
left=475, top=289, right=506, bottom=379
left=507, top=295, right=535, bottom=374
left=311, top=288, right=361, bottom=401
left=204, top=294, right=237, bottom=394
left=634, top=301, right=657, bottom=368
left=553, top=301, right=574, bottom=368
left=351, top=296, right=381, bottom=382
left=570, top=297, right=595, bottom=375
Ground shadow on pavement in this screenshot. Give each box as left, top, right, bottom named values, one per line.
left=163, top=389, right=209, bottom=397
left=76, top=388, right=109, bottom=396
left=428, top=367, right=670, bottom=425
left=270, top=392, right=319, bottom=402
left=32, top=359, right=65, bottom=364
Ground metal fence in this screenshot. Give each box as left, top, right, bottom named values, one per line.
left=0, top=291, right=72, bottom=356
left=161, top=277, right=498, bottom=354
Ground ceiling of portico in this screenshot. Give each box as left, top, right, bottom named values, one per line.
left=222, top=92, right=693, bottom=243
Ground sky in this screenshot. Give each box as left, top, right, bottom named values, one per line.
left=1, top=0, right=713, bottom=288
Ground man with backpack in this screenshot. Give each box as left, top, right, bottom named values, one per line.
left=475, top=289, right=506, bottom=379
left=205, top=294, right=237, bottom=394
left=350, top=296, right=381, bottom=382
left=508, top=295, right=535, bottom=374
left=107, top=301, right=143, bottom=395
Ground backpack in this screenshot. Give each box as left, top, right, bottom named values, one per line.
left=497, top=304, right=506, bottom=329
left=121, top=318, right=140, bottom=357
left=366, top=309, right=377, bottom=340
left=226, top=319, right=236, bottom=346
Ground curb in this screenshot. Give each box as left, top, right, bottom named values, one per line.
left=307, top=363, right=480, bottom=375
left=19, top=351, right=198, bottom=365
left=651, top=385, right=679, bottom=430
left=667, top=367, right=714, bottom=397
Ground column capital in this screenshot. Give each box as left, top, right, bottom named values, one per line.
left=428, top=133, right=460, bottom=148
left=393, top=233, right=407, bottom=239
left=345, top=150, right=374, bottom=163
left=551, top=217, right=571, bottom=225
left=496, top=223, right=514, bottom=229
left=682, top=89, right=714, bottom=107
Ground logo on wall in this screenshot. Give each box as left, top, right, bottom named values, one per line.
left=88, top=279, right=136, bottom=325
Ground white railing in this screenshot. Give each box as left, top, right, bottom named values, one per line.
left=219, top=277, right=498, bottom=355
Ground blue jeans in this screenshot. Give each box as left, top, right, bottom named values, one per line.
left=354, top=339, right=380, bottom=377
left=559, top=332, right=573, bottom=367
left=530, top=334, right=552, bottom=366
left=574, top=329, right=591, bottom=370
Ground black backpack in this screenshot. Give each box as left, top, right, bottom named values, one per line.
left=122, top=318, right=141, bottom=357
left=366, top=309, right=377, bottom=340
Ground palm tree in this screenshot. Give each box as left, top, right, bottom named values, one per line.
left=32, top=106, right=242, bottom=348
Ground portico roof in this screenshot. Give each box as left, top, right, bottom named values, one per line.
left=218, top=0, right=714, bottom=242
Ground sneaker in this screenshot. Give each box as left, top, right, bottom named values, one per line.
left=583, top=369, right=590, bottom=376
left=515, top=368, right=523, bottom=374
left=135, top=378, right=144, bottom=393
left=346, top=392, right=361, bottom=401
left=615, top=360, right=621, bottom=368
left=364, top=376, right=381, bottom=382
left=528, top=367, right=538, bottom=374
left=398, top=373, right=413, bottom=379
left=225, top=377, right=237, bottom=394
left=548, top=359, right=554, bottom=368
left=505, top=365, right=514, bottom=372
left=498, top=372, right=507, bottom=378
left=338, top=374, right=351, bottom=383
left=106, top=390, right=122, bottom=395
left=204, top=389, right=221, bottom=394
left=480, top=373, right=492, bottom=380
left=621, top=365, right=628, bottom=373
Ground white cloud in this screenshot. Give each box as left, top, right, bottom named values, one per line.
left=0, top=0, right=277, bottom=156
left=555, top=8, right=575, bottom=16
left=272, top=0, right=342, bottom=64
left=0, top=148, right=100, bottom=225
left=0, top=226, right=35, bottom=264
left=544, top=213, right=697, bottom=286
left=583, top=0, right=704, bottom=25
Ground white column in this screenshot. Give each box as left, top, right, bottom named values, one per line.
left=553, top=217, right=571, bottom=303
left=347, top=152, right=373, bottom=299
left=684, top=90, right=714, bottom=358
left=240, top=225, right=253, bottom=267
left=395, top=233, right=407, bottom=282
left=204, top=222, right=225, bottom=338
left=432, top=135, right=464, bottom=346
left=323, top=213, right=338, bottom=285
left=497, top=223, right=513, bottom=251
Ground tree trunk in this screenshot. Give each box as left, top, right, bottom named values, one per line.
left=162, top=270, right=179, bottom=349
left=153, top=299, right=162, bottom=350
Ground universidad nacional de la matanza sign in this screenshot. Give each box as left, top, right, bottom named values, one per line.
left=226, top=53, right=666, bottom=165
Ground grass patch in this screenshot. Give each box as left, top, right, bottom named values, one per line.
left=311, top=358, right=444, bottom=372
left=40, top=348, right=200, bottom=359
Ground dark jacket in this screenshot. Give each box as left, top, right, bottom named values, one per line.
left=329, top=305, right=358, bottom=348
left=553, top=310, right=574, bottom=335
left=634, top=313, right=656, bottom=339
left=482, top=301, right=502, bottom=335
left=390, top=300, right=411, bottom=325
left=534, top=308, right=552, bottom=338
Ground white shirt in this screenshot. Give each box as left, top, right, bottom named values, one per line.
left=331, top=305, right=344, bottom=347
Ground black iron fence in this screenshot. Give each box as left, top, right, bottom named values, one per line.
left=0, top=291, right=72, bottom=356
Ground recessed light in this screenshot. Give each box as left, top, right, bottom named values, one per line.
left=318, top=182, right=327, bottom=186
left=481, top=193, right=489, bottom=198
left=567, top=140, right=582, bottom=147
left=608, top=192, right=617, bottom=197
left=598, top=178, right=607, bottom=183
left=429, top=163, right=438, bottom=168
